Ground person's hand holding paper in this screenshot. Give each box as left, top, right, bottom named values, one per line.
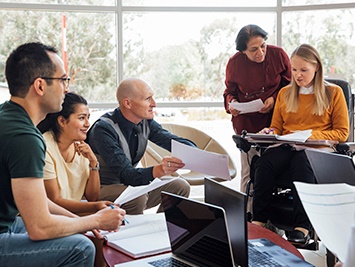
left=114, top=178, right=178, bottom=206
left=171, top=140, right=230, bottom=180
left=229, top=98, right=264, bottom=114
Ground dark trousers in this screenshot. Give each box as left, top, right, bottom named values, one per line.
left=252, top=145, right=315, bottom=230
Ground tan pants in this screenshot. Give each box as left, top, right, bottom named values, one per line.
left=240, top=147, right=259, bottom=213
left=99, top=178, right=190, bottom=214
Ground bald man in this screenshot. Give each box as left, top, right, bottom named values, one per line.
left=87, top=78, right=195, bottom=214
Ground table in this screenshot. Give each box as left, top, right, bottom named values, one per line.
left=236, top=133, right=339, bottom=149
left=102, top=222, right=304, bottom=267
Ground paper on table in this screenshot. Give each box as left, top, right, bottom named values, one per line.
left=229, top=98, right=264, bottom=114
left=246, top=129, right=312, bottom=143
left=114, top=178, right=177, bottom=206
left=276, top=129, right=312, bottom=143
left=171, top=140, right=230, bottom=180
left=294, top=182, right=355, bottom=262
left=103, top=213, right=171, bottom=258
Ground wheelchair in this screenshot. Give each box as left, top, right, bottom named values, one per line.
left=233, top=130, right=355, bottom=266
left=232, top=78, right=354, bottom=267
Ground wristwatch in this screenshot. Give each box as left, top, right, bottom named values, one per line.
left=89, top=161, right=100, bottom=171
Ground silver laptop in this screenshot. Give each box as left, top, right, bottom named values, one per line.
left=305, top=149, right=355, bottom=185
left=204, top=177, right=314, bottom=267
left=115, top=191, right=235, bottom=267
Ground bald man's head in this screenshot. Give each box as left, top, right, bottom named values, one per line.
left=116, top=78, right=150, bottom=105
left=116, top=78, right=156, bottom=124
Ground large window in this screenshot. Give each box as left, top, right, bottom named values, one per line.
left=0, top=1, right=354, bottom=104
left=282, top=8, right=355, bottom=85
left=1, top=1, right=354, bottom=170
left=122, top=0, right=277, bottom=7
left=0, top=8, right=116, bottom=103
left=123, top=12, right=276, bottom=101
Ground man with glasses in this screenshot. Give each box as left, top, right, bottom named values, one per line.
left=0, top=42, right=125, bottom=266
left=41, top=76, right=71, bottom=89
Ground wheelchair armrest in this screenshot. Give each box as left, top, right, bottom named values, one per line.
left=335, top=142, right=355, bottom=156
left=232, top=134, right=252, bottom=153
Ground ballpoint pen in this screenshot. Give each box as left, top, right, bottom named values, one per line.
left=110, top=204, right=129, bottom=224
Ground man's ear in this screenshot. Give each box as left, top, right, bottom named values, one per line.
left=122, top=98, right=131, bottom=109
left=32, top=78, right=46, bottom=96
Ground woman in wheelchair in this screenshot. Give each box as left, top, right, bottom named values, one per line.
left=252, top=44, right=349, bottom=246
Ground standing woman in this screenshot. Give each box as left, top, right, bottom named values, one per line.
left=38, top=92, right=112, bottom=215
left=223, top=24, right=291, bottom=197
left=252, top=44, right=349, bottom=245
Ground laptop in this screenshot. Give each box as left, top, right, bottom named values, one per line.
left=115, top=191, right=235, bottom=267
left=204, top=177, right=314, bottom=267
left=305, top=149, right=355, bottom=185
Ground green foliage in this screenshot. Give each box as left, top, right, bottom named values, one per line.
left=0, top=9, right=116, bottom=102
left=282, top=9, right=355, bottom=87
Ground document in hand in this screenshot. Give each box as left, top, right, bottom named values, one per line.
left=294, top=182, right=355, bottom=262
left=103, top=213, right=171, bottom=258
left=229, top=98, right=264, bottom=114
left=171, top=140, right=230, bottom=180
left=114, top=178, right=178, bottom=206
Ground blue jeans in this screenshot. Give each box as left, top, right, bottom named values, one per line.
left=0, top=217, right=95, bottom=267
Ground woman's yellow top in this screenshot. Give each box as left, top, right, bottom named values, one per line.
left=271, top=84, right=349, bottom=142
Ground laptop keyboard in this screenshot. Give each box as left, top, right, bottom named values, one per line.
left=148, top=235, right=231, bottom=267
left=148, top=257, right=192, bottom=267
left=248, top=246, right=284, bottom=267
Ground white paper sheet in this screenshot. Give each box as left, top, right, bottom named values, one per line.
left=246, top=130, right=312, bottom=143
left=171, top=140, right=230, bottom=180
left=294, top=182, right=355, bottom=262
left=114, top=178, right=177, bottom=205
left=277, top=129, right=312, bottom=143
left=229, top=98, right=264, bottom=114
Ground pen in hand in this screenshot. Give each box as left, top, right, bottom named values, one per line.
left=110, top=204, right=129, bottom=225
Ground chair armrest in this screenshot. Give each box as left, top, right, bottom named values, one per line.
left=336, top=142, right=355, bottom=156
left=232, top=134, right=252, bottom=153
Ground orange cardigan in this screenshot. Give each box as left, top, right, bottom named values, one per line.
left=271, top=84, right=349, bottom=142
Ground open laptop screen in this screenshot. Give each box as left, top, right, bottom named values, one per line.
left=161, top=192, right=234, bottom=267
left=204, top=178, right=248, bottom=267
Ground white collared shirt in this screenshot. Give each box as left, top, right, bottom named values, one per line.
left=299, top=85, right=314, bottom=94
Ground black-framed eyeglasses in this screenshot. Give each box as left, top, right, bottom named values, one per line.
left=41, top=77, right=70, bottom=89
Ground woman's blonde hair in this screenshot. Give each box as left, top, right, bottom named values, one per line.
left=284, top=44, right=331, bottom=115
